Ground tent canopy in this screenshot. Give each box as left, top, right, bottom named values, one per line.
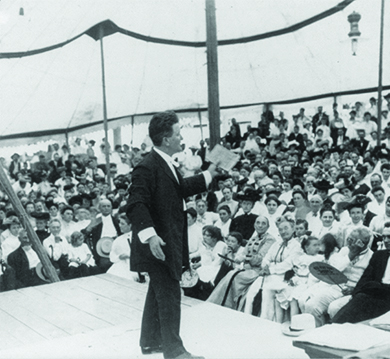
left=0, top=0, right=388, bottom=146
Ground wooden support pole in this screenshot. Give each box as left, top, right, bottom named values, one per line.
left=205, top=0, right=221, bottom=149
left=0, top=163, right=60, bottom=283
left=377, top=0, right=385, bottom=146
left=99, top=25, right=112, bottom=189
left=130, top=115, right=135, bottom=148
left=198, top=109, right=204, bottom=141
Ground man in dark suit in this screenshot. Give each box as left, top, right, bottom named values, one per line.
left=288, top=125, right=305, bottom=151
left=333, top=223, right=390, bottom=323
left=7, top=229, right=45, bottom=289
left=127, top=111, right=219, bottom=359
left=350, top=128, right=369, bottom=156
left=82, top=199, right=120, bottom=272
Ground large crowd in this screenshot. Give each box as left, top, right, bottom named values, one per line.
left=1, top=94, right=390, bottom=328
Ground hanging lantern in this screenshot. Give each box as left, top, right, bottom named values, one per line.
left=347, top=11, right=361, bottom=56
left=19, top=7, right=24, bottom=16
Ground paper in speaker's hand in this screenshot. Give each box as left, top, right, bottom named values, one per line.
left=206, top=144, right=240, bottom=172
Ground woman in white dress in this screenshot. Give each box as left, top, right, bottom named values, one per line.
left=108, top=213, right=139, bottom=281
left=0, top=217, right=22, bottom=263
left=312, top=207, right=342, bottom=247
left=264, top=195, right=285, bottom=238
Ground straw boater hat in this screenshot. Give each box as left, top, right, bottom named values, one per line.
left=35, top=263, right=50, bottom=283
left=282, top=314, right=316, bottom=337
left=96, top=237, right=114, bottom=258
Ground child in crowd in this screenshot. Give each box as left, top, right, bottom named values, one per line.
left=276, top=236, right=323, bottom=317
left=68, top=231, right=96, bottom=278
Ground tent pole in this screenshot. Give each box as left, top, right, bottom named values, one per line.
left=0, top=163, right=60, bottom=283
left=205, top=0, right=221, bottom=149
left=198, top=109, right=204, bottom=141
left=99, top=26, right=111, bottom=189
left=377, top=0, right=385, bottom=146
left=130, top=115, right=134, bottom=148
left=65, top=131, right=69, bottom=149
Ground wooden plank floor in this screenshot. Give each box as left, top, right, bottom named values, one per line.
left=0, top=274, right=150, bottom=351
left=0, top=273, right=307, bottom=359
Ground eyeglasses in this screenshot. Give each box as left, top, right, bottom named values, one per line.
left=383, top=235, right=390, bottom=239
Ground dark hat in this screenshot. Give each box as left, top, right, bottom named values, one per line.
left=350, top=194, right=371, bottom=207
left=215, top=174, right=231, bottom=182
left=30, top=212, right=50, bottom=221
left=11, top=153, right=20, bottom=159
left=355, top=163, right=367, bottom=176
left=335, top=177, right=355, bottom=191
left=329, top=146, right=343, bottom=155
left=292, top=179, right=305, bottom=190
left=291, top=167, right=306, bottom=178
left=68, top=195, right=83, bottom=207
left=352, top=183, right=371, bottom=196
left=236, top=188, right=260, bottom=202
left=309, top=148, right=324, bottom=159
left=63, top=183, right=75, bottom=192
left=115, top=182, right=128, bottom=191
left=45, top=200, right=58, bottom=209
left=384, top=93, right=390, bottom=100
left=314, top=179, right=334, bottom=191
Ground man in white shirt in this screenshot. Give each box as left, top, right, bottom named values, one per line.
left=306, top=195, right=323, bottom=234
left=300, top=227, right=372, bottom=327
left=82, top=199, right=120, bottom=272
left=370, top=196, right=390, bottom=234
left=333, top=223, right=390, bottom=323
left=43, top=219, right=70, bottom=279
left=12, top=173, right=32, bottom=196
left=367, top=186, right=386, bottom=216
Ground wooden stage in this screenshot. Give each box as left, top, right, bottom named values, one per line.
left=0, top=274, right=307, bottom=359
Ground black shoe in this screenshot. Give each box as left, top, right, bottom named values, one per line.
left=141, top=345, right=163, bottom=355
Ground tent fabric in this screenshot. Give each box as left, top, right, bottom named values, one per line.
left=0, top=0, right=388, bottom=146
left=0, top=0, right=354, bottom=57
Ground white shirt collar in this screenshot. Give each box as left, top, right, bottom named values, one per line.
left=154, top=147, right=179, bottom=168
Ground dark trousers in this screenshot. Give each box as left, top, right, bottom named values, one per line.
left=140, top=267, right=186, bottom=359
left=333, top=290, right=390, bottom=324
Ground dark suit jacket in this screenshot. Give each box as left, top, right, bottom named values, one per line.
left=127, top=149, right=207, bottom=280
left=353, top=250, right=390, bottom=295
left=7, top=246, right=38, bottom=288
left=9, top=161, right=22, bottom=180
left=84, top=216, right=120, bottom=261
left=350, top=139, right=369, bottom=156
